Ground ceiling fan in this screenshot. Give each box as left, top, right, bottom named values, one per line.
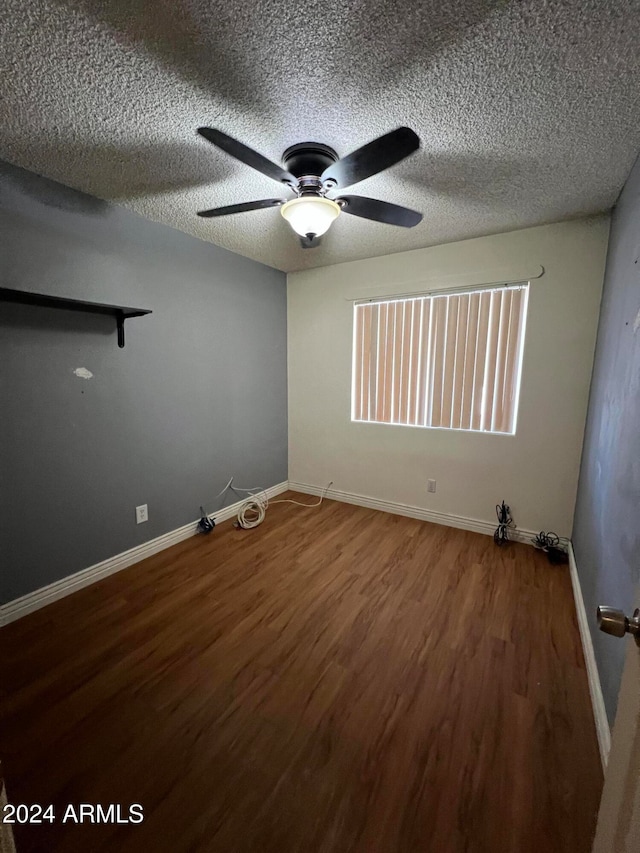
left=196, top=126, right=423, bottom=248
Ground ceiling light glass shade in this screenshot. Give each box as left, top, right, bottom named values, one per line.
left=280, top=196, right=341, bottom=237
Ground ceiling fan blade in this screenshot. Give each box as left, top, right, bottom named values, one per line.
left=197, top=199, right=285, bottom=218
left=197, top=127, right=297, bottom=186
left=338, top=195, right=422, bottom=227
left=321, top=127, right=420, bottom=189
left=299, top=234, right=322, bottom=249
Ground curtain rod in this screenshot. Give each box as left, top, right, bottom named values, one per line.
left=347, top=265, right=544, bottom=304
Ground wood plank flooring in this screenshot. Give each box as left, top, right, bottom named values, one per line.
left=0, top=494, right=603, bottom=852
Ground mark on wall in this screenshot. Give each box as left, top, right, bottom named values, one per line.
left=1, top=161, right=109, bottom=215
left=633, top=308, right=640, bottom=335
left=72, top=367, right=93, bottom=380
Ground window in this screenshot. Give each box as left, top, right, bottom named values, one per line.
left=352, top=283, right=529, bottom=435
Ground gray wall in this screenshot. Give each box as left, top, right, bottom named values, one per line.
left=573, top=154, right=640, bottom=725
left=0, top=161, right=287, bottom=604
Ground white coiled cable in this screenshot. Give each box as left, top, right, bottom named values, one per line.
left=214, top=479, right=333, bottom=529
left=236, top=493, right=268, bottom=529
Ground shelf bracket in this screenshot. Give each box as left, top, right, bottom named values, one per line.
left=116, top=311, right=125, bottom=348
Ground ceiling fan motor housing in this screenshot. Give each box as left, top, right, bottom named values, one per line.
left=282, top=143, right=338, bottom=192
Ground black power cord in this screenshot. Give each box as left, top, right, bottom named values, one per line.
left=197, top=506, right=215, bottom=534
left=494, top=501, right=514, bottom=546
left=532, top=531, right=568, bottom=564
left=533, top=531, right=559, bottom=550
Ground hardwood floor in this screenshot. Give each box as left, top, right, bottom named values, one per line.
left=0, top=494, right=602, bottom=852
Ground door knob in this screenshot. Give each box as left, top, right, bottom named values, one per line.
left=597, top=606, right=640, bottom=646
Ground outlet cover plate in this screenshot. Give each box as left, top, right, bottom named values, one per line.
left=136, top=504, right=148, bottom=524
left=427, top=480, right=437, bottom=493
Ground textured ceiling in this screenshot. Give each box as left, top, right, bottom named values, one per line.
left=2, top=0, right=640, bottom=272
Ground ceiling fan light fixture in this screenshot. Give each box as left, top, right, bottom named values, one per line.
left=280, top=196, right=340, bottom=237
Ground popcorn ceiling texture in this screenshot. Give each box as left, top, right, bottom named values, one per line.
left=1, top=0, right=639, bottom=272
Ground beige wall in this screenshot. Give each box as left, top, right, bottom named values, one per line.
left=287, top=218, right=610, bottom=538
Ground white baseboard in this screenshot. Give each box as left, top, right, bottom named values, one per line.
left=0, top=481, right=289, bottom=627
left=288, top=480, right=539, bottom=545
left=568, top=542, right=611, bottom=769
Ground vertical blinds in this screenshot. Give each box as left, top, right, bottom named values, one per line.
left=352, top=284, right=529, bottom=434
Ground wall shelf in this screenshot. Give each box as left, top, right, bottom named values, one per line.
left=0, top=287, right=152, bottom=348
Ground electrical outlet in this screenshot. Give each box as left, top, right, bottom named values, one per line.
left=136, top=504, right=148, bottom=524
left=427, top=479, right=437, bottom=493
